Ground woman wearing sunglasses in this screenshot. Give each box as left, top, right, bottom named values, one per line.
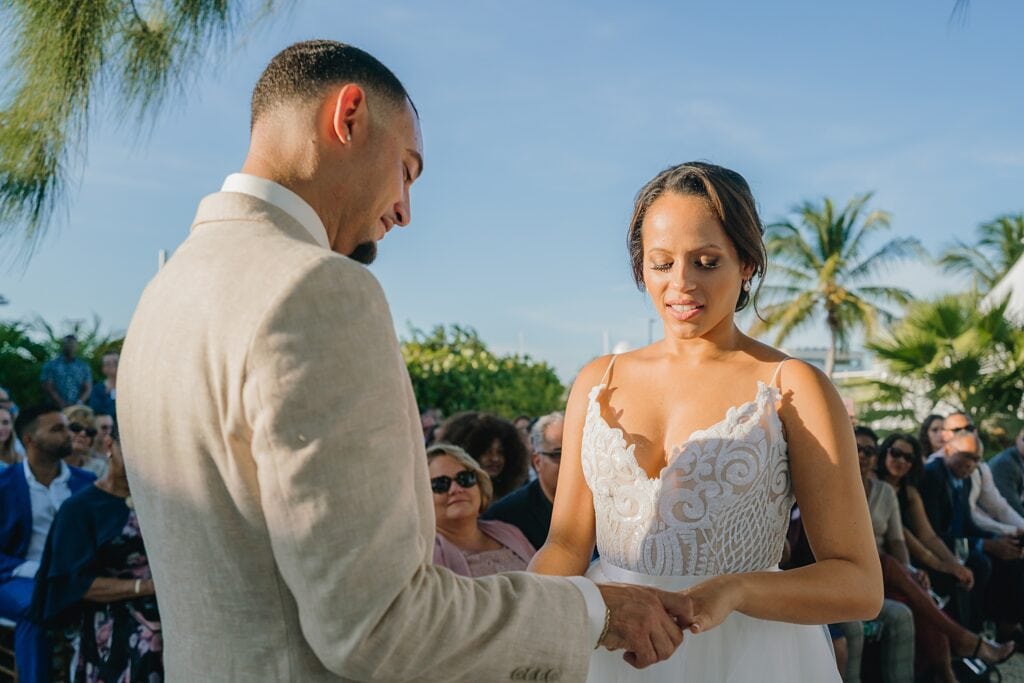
left=63, top=405, right=108, bottom=478
left=875, top=433, right=977, bottom=597
left=869, top=432, right=1013, bottom=681
left=428, top=444, right=536, bottom=577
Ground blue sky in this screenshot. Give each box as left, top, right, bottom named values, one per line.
left=3, top=0, right=1023, bottom=380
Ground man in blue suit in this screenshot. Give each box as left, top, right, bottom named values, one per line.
left=0, top=406, right=95, bottom=682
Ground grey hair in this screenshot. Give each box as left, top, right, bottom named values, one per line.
left=530, top=411, right=565, bottom=453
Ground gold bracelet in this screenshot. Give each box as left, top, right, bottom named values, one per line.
left=595, top=607, right=611, bottom=649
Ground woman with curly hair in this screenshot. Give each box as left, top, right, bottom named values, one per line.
left=439, top=411, right=529, bottom=501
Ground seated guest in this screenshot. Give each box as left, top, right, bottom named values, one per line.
left=512, top=414, right=532, bottom=452
left=87, top=352, right=118, bottom=430
left=0, top=386, right=18, bottom=419
left=919, top=415, right=946, bottom=462
left=969, top=458, right=1024, bottom=537
left=935, top=415, right=1024, bottom=637
left=94, top=413, right=115, bottom=443
left=420, top=408, right=443, bottom=446
left=32, top=436, right=162, bottom=682
left=428, top=444, right=535, bottom=577
left=862, top=431, right=1013, bottom=680
left=875, top=434, right=977, bottom=606
left=0, top=388, right=26, bottom=459
left=938, top=415, right=1024, bottom=536
left=785, top=503, right=912, bottom=683
left=0, top=406, right=95, bottom=683
left=62, top=406, right=107, bottom=478
left=990, top=427, right=1024, bottom=521
left=1, top=407, right=18, bottom=467
left=920, top=430, right=1024, bottom=632
left=483, top=411, right=563, bottom=550
left=440, top=412, right=529, bottom=500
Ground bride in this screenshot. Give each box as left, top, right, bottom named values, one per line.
left=529, top=162, right=883, bottom=681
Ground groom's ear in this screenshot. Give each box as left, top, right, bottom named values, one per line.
left=330, top=84, right=367, bottom=146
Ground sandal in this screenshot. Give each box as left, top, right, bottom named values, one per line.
left=970, top=635, right=1015, bottom=665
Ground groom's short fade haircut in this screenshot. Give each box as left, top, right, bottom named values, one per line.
left=251, top=40, right=412, bottom=129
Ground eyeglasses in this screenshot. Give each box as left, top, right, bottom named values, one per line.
left=888, top=447, right=916, bottom=463
left=537, top=449, right=561, bottom=462
left=69, top=423, right=98, bottom=438
left=856, top=444, right=877, bottom=457
left=430, top=470, right=478, bottom=494
left=950, top=424, right=976, bottom=433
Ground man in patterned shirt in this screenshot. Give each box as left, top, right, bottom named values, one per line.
left=40, top=336, right=92, bottom=409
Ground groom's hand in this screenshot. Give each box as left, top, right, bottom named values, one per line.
left=596, top=583, right=694, bottom=669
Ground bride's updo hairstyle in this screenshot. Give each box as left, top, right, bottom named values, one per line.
left=627, top=162, right=766, bottom=311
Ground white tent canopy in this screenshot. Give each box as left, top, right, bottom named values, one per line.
left=983, top=253, right=1024, bottom=325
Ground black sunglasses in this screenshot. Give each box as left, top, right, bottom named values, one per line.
left=537, top=449, right=561, bottom=462
left=857, top=444, right=877, bottom=457
left=950, top=424, right=976, bottom=433
left=888, top=447, right=916, bottom=463
left=69, top=423, right=98, bottom=438
left=430, top=470, right=478, bottom=494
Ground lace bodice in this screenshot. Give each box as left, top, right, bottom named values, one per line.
left=581, top=362, right=794, bottom=576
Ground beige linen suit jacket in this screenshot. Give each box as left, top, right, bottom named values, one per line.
left=118, top=192, right=593, bottom=682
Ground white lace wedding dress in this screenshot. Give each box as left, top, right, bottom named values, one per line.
left=582, top=357, right=839, bottom=682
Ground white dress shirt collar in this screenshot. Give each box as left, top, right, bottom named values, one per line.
left=221, top=173, right=330, bottom=250
left=22, top=458, right=71, bottom=488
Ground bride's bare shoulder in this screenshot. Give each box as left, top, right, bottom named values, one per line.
left=740, top=337, right=790, bottom=365
left=569, top=354, right=618, bottom=394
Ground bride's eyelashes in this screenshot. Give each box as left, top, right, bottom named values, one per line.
left=648, top=259, right=720, bottom=272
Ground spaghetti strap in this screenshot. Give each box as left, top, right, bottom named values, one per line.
left=768, top=357, right=791, bottom=388
left=598, top=354, right=618, bottom=386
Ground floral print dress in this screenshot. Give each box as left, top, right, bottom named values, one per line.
left=76, top=507, right=162, bottom=682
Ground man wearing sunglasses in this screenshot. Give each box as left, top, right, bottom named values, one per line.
left=935, top=414, right=1024, bottom=539
left=484, top=412, right=564, bottom=551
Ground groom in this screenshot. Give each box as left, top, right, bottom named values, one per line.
left=118, top=40, right=692, bottom=681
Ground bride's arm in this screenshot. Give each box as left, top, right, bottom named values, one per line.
left=685, top=359, right=883, bottom=632
left=528, top=357, right=607, bottom=577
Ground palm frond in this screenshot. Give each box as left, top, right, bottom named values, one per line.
left=855, top=285, right=915, bottom=309
left=938, top=240, right=999, bottom=290
left=0, top=0, right=285, bottom=252
left=846, top=237, right=926, bottom=282
left=749, top=291, right=819, bottom=345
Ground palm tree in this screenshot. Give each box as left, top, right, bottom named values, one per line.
left=859, top=294, right=1024, bottom=434
left=0, top=319, right=51, bottom=405
left=0, top=0, right=282, bottom=258
left=750, top=193, right=924, bottom=376
left=938, top=213, right=1024, bottom=293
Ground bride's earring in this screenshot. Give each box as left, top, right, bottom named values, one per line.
left=742, top=279, right=752, bottom=292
